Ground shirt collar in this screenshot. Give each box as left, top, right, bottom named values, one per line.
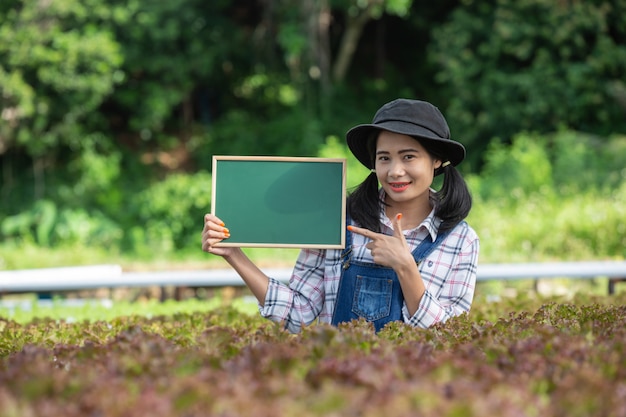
left=378, top=189, right=441, bottom=241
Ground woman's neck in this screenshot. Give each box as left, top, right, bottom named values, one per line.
left=384, top=197, right=433, bottom=230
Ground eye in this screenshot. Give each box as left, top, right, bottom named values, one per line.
left=377, top=155, right=389, bottom=161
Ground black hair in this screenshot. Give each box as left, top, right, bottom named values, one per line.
left=432, top=163, right=473, bottom=233
left=346, top=133, right=472, bottom=233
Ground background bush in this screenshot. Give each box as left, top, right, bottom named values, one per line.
left=1, top=129, right=624, bottom=268
left=0, top=0, right=624, bottom=268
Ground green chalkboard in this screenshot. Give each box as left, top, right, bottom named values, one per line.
left=211, top=156, right=346, bottom=248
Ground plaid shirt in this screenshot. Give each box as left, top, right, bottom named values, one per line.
left=260, top=194, right=479, bottom=333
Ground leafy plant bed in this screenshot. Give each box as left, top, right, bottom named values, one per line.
left=1, top=294, right=626, bottom=416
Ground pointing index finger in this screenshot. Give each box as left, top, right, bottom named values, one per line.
left=347, top=225, right=380, bottom=240
left=393, top=213, right=406, bottom=239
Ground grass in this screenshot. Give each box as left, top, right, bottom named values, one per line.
left=0, top=292, right=260, bottom=324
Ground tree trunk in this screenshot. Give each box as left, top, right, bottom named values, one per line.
left=332, top=2, right=381, bottom=83
left=315, top=0, right=332, bottom=95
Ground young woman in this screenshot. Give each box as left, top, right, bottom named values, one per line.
left=202, top=98, right=479, bottom=333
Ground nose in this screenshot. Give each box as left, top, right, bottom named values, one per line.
left=388, top=160, right=405, bottom=177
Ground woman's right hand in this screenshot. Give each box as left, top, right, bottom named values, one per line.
left=201, top=214, right=269, bottom=304
left=202, top=214, right=236, bottom=257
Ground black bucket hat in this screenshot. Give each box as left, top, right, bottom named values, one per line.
left=346, top=98, right=465, bottom=170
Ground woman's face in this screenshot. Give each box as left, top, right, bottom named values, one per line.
left=374, top=131, right=442, bottom=209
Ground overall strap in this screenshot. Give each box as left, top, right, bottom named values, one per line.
left=340, top=217, right=354, bottom=270
left=411, top=225, right=456, bottom=266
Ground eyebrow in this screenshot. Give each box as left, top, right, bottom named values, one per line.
left=376, top=148, right=421, bottom=155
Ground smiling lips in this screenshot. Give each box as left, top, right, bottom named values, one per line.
left=389, top=182, right=411, bottom=192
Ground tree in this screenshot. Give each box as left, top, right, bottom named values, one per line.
left=330, top=0, right=413, bottom=84
left=430, top=0, right=626, bottom=166
left=101, top=0, right=244, bottom=142
left=0, top=0, right=123, bottom=158
left=269, top=0, right=414, bottom=100
left=0, top=0, right=123, bottom=199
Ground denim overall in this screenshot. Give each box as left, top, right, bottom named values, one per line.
left=331, top=221, right=452, bottom=332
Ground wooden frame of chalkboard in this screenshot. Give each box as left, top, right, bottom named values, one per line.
left=211, top=156, right=346, bottom=248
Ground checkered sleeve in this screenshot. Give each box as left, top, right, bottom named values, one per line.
left=258, top=248, right=327, bottom=333
left=403, top=222, right=480, bottom=328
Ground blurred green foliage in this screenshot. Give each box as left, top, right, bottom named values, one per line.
left=466, top=132, right=626, bottom=262
left=129, top=171, right=212, bottom=254
left=0, top=0, right=625, bottom=267
left=1, top=131, right=624, bottom=268
left=431, top=0, right=626, bottom=167
left=0, top=0, right=124, bottom=157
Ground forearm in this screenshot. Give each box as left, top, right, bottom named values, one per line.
left=223, top=248, right=270, bottom=305
left=259, top=248, right=329, bottom=332
left=395, top=259, right=426, bottom=317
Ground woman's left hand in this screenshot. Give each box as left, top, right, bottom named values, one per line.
left=348, top=214, right=413, bottom=268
